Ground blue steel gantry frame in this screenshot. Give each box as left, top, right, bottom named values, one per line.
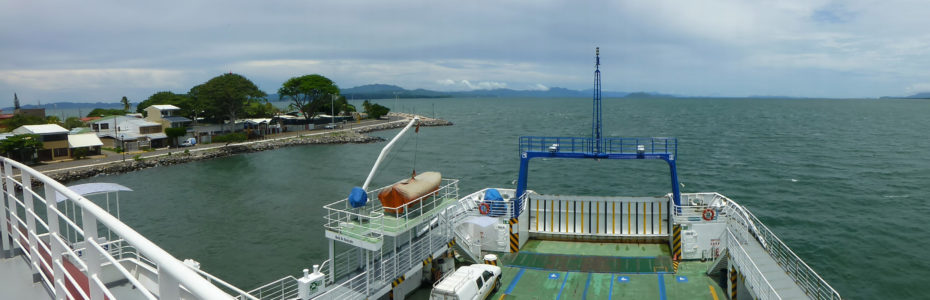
left=592, top=47, right=603, bottom=153
left=513, top=48, right=683, bottom=219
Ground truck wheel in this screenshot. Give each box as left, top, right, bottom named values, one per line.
left=493, top=279, right=501, bottom=292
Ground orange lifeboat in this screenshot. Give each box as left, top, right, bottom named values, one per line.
left=378, top=172, right=441, bottom=214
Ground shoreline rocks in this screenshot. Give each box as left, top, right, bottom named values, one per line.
left=46, top=114, right=451, bottom=184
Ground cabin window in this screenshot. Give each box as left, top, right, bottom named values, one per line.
left=482, top=271, right=493, bottom=282
left=475, top=277, right=483, bottom=289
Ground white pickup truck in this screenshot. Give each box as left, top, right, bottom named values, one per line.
left=430, top=264, right=502, bottom=300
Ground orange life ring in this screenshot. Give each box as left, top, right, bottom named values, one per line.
left=479, top=203, right=491, bottom=215
left=702, top=208, right=715, bottom=221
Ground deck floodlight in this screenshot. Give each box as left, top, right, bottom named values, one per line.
left=549, top=143, right=559, bottom=153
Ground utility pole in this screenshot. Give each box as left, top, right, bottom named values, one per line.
left=331, top=94, right=336, bottom=129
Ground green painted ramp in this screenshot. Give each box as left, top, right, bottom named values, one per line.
left=500, top=252, right=673, bottom=273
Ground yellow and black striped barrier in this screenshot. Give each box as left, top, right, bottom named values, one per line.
left=672, top=225, right=682, bottom=260
left=730, top=267, right=737, bottom=300
left=509, top=218, right=519, bottom=252
left=672, top=260, right=680, bottom=273
left=392, top=274, right=406, bottom=288
left=446, top=239, right=456, bottom=258
left=389, top=274, right=407, bottom=300
left=422, top=255, right=433, bottom=266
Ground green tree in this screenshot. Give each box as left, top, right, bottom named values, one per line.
left=121, top=96, right=130, bottom=111
left=0, top=134, right=43, bottom=163
left=165, top=127, right=187, bottom=146
left=63, top=117, right=85, bottom=129
left=136, top=91, right=195, bottom=118
left=278, top=74, right=340, bottom=120
left=86, top=108, right=127, bottom=117
left=45, top=115, right=61, bottom=124
left=243, top=99, right=278, bottom=118
left=319, top=95, right=355, bottom=116
left=362, top=100, right=390, bottom=119
left=2, top=114, right=46, bottom=129
left=190, top=73, right=266, bottom=129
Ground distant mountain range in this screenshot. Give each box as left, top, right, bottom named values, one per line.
left=11, top=85, right=923, bottom=111
left=339, top=84, right=634, bottom=99
left=880, top=92, right=930, bottom=99
left=2, top=101, right=123, bottom=112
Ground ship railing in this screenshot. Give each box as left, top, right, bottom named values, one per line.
left=315, top=271, right=368, bottom=299
left=457, top=188, right=521, bottom=222
left=0, top=157, right=235, bottom=299
left=675, top=192, right=841, bottom=300
left=242, top=275, right=298, bottom=300
left=728, top=204, right=841, bottom=300
left=73, top=238, right=261, bottom=300
left=451, top=223, right=482, bottom=262
left=324, top=179, right=460, bottom=238
left=519, top=136, right=677, bottom=156
left=330, top=246, right=363, bottom=282
left=317, top=227, right=450, bottom=297
left=726, top=228, right=782, bottom=300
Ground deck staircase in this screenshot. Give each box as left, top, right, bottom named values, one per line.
left=707, top=248, right=729, bottom=275
left=448, top=196, right=483, bottom=263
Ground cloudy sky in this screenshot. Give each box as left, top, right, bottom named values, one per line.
left=2, top=0, right=929, bottom=104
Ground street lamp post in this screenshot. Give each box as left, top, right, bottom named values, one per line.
left=120, top=134, right=125, bottom=162
left=331, top=94, right=336, bottom=129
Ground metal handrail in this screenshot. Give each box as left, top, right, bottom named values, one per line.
left=242, top=275, right=298, bottom=300
left=740, top=208, right=841, bottom=300
left=518, top=136, right=677, bottom=156
left=676, top=192, right=841, bottom=300
left=1, top=158, right=234, bottom=299
left=324, top=178, right=460, bottom=238
left=726, top=229, right=782, bottom=300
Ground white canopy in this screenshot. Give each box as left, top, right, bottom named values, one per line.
left=68, top=133, right=104, bottom=148
left=54, top=183, right=133, bottom=203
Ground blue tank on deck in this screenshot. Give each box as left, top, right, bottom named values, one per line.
left=483, top=188, right=506, bottom=217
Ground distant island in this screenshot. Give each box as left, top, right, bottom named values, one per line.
left=2, top=101, right=123, bottom=112
left=338, top=84, right=634, bottom=99
left=10, top=84, right=928, bottom=111
left=880, top=92, right=930, bottom=99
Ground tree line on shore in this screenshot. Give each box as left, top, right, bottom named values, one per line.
left=2, top=73, right=392, bottom=131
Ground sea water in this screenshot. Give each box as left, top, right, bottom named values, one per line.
left=76, top=97, right=930, bottom=299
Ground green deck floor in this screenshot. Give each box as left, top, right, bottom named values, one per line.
left=485, top=240, right=725, bottom=300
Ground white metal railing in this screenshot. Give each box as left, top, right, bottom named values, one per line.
left=324, top=179, right=459, bottom=240
left=314, top=271, right=368, bottom=299
left=0, top=157, right=234, bottom=299
left=457, top=188, right=519, bottom=222
left=726, top=228, right=782, bottom=300
left=242, top=275, right=298, bottom=300
left=675, top=192, right=841, bottom=300
left=320, top=228, right=449, bottom=299
left=451, top=219, right=481, bottom=262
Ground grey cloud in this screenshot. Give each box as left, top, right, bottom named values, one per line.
left=2, top=0, right=930, bottom=103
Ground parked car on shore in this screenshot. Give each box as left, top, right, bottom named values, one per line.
left=180, top=138, right=197, bottom=147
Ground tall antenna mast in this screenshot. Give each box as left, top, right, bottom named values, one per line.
left=592, top=47, right=603, bottom=153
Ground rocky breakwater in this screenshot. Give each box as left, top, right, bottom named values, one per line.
left=356, top=113, right=453, bottom=133
left=44, top=114, right=452, bottom=184
left=47, top=131, right=384, bottom=184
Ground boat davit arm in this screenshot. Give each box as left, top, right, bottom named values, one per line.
left=362, top=117, right=419, bottom=191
